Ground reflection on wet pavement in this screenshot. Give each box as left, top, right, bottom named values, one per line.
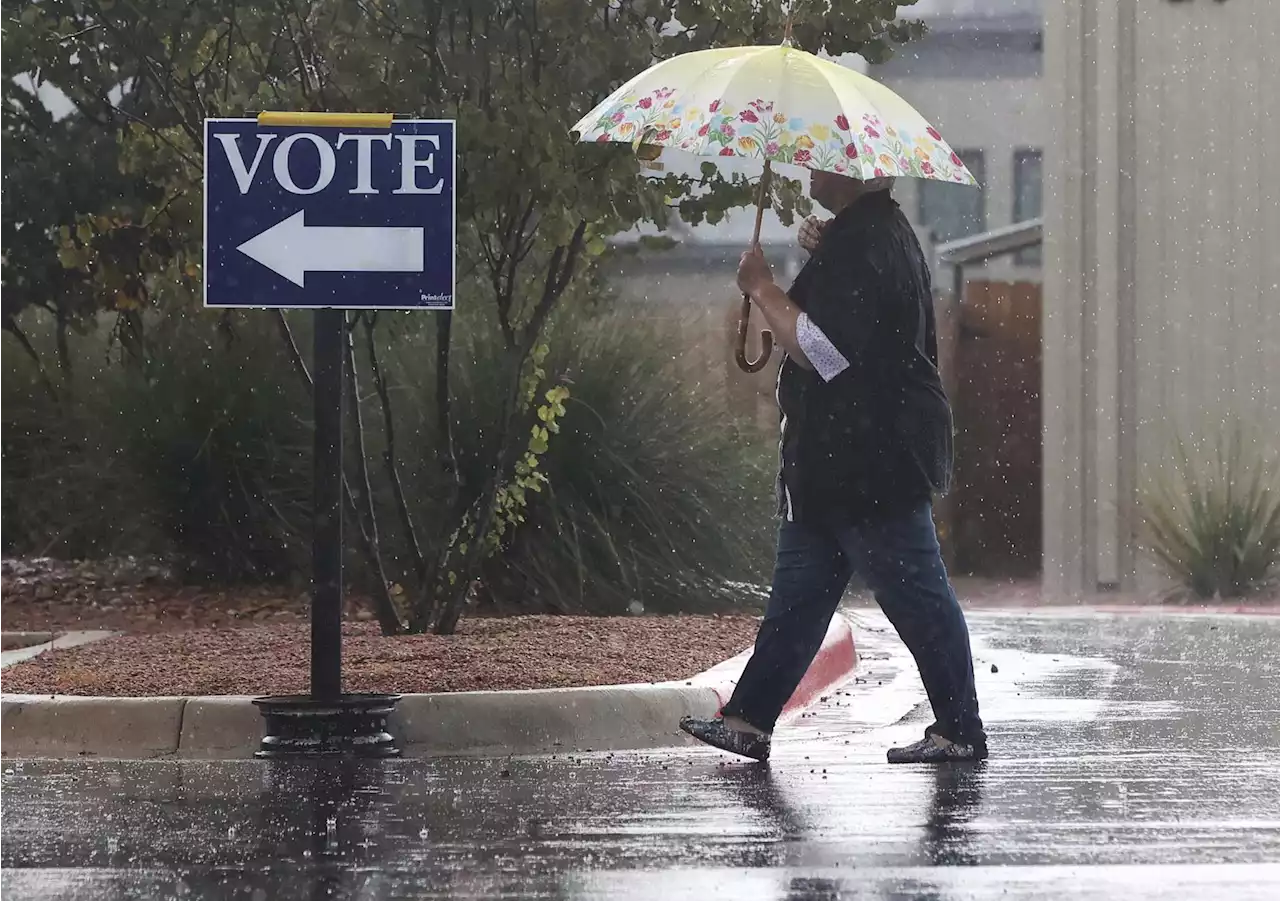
left=3, top=611, right=1280, bottom=900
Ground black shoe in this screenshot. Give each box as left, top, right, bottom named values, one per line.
left=887, top=730, right=988, bottom=764
left=679, top=716, right=772, bottom=762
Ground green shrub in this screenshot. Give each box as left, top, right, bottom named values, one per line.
left=112, top=314, right=314, bottom=581
left=359, top=299, right=776, bottom=614
left=2, top=310, right=312, bottom=581
left=2, top=323, right=163, bottom=559
left=1141, top=432, right=1280, bottom=599
left=486, top=305, right=776, bottom=614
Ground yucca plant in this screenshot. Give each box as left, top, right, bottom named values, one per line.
left=1141, top=431, right=1280, bottom=600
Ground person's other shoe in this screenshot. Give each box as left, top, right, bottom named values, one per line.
left=679, top=716, right=772, bottom=762
left=887, top=729, right=988, bottom=764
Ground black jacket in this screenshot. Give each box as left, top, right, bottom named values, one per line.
left=777, top=190, right=953, bottom=522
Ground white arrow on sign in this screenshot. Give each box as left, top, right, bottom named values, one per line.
left=235, top=210, right=425, bottom=287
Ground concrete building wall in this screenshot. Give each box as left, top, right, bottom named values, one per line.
left=1043, top=0, right=1280, bottom=596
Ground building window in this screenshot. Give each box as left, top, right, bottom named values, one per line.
left=1013, top=148, right=1043, bottom=266
left=917, top=149, right=986, bottom=246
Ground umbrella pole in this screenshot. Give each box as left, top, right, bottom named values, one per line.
left=735, top=161, right=775, bottom=374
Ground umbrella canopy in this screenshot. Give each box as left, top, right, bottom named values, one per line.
left=571, top=43, right=976, bottom=185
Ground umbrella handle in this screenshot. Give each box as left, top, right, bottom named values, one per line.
left=736, top=293, right=774, bottom=373
left=735, top=159, right=775, bottom=374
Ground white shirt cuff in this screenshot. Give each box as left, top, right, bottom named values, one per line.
left=796, top=312, right=851, bottom=382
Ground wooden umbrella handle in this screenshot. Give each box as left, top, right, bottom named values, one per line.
left=736, top=293, right=775, bottom=373
left=735, top=161, right=775, bottom=374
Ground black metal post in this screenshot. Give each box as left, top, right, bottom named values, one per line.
left=311, top=307, right=345, bottom=702
left=253, top=307, right=400, bottom=759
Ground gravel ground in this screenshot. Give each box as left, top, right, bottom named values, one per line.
left=0, top=615, right=761, bottom=696
left=2, top=557, right=314, bottom=634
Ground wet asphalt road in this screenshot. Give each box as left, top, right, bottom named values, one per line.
left=3, top=609, right=1280, bottom=900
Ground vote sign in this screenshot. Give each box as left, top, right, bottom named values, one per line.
left=204, top=118, right=456, bottom=309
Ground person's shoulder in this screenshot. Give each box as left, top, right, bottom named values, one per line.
left=833, top=193, right=903, bottom=239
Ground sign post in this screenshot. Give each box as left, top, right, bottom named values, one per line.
left=203, top=111, right=455, bottom=757
left=310, top=306, right=345, bottom=704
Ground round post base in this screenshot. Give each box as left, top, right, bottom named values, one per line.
left=253, top=693, right=402, bottom=759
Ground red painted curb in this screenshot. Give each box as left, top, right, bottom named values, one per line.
left=690, top=616, right=858, bottom=722
left=779, top=618, right=857, bottom=722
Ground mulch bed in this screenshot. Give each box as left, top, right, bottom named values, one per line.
left=1, top=557, right=762, bottom=696
left=2, top=557, right=316, bottom=634
left=1, top=615, right=760, bottom=697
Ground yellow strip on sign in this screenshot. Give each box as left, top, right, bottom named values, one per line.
left=256, top=111, right=393, bottom=128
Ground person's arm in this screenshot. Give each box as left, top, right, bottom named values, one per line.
left=738, top=246, right=870, bottom=380
left=742, top=275, right=814, bottom=371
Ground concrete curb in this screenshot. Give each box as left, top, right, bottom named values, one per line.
left=2, top=632, right=55, bottom=651
left=1, top=615, right=858, bottom=760
left=1, top=696, right=188, bottom=758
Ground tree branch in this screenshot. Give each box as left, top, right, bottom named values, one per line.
left=520, top=219, right=588, bottom=354
left=363, top=314, right=428, bottom=585
left=343, top=315, right=379, bottom=546
left=2, top=317, right=59, bottom=402
left=54, top=311, right=74, bottom=380
left=343, top=314, right=405, bottom=635
left=434, top=309, right=462, bottom=490
left=274, top=309, right=312, bottom=386
left=99, top=8, right=204, bottom=148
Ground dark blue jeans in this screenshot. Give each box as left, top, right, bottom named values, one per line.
left=721, top=500, right=986, bottom=746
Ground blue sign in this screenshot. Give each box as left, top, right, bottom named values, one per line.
left=203, top=118, right=455, bottom=309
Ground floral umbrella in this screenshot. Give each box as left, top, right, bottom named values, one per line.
left=571, top=40, right=976, bottom=371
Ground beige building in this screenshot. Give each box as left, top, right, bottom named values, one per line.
left=1042, top=0, right=1280, bottom=596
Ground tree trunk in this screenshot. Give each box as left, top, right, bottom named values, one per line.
left=3, top=317, right=59, bottom=402
left=428, top=221, right=588, bottom=635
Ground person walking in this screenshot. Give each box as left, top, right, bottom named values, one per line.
left=680, top=170, right=987, bottom=764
